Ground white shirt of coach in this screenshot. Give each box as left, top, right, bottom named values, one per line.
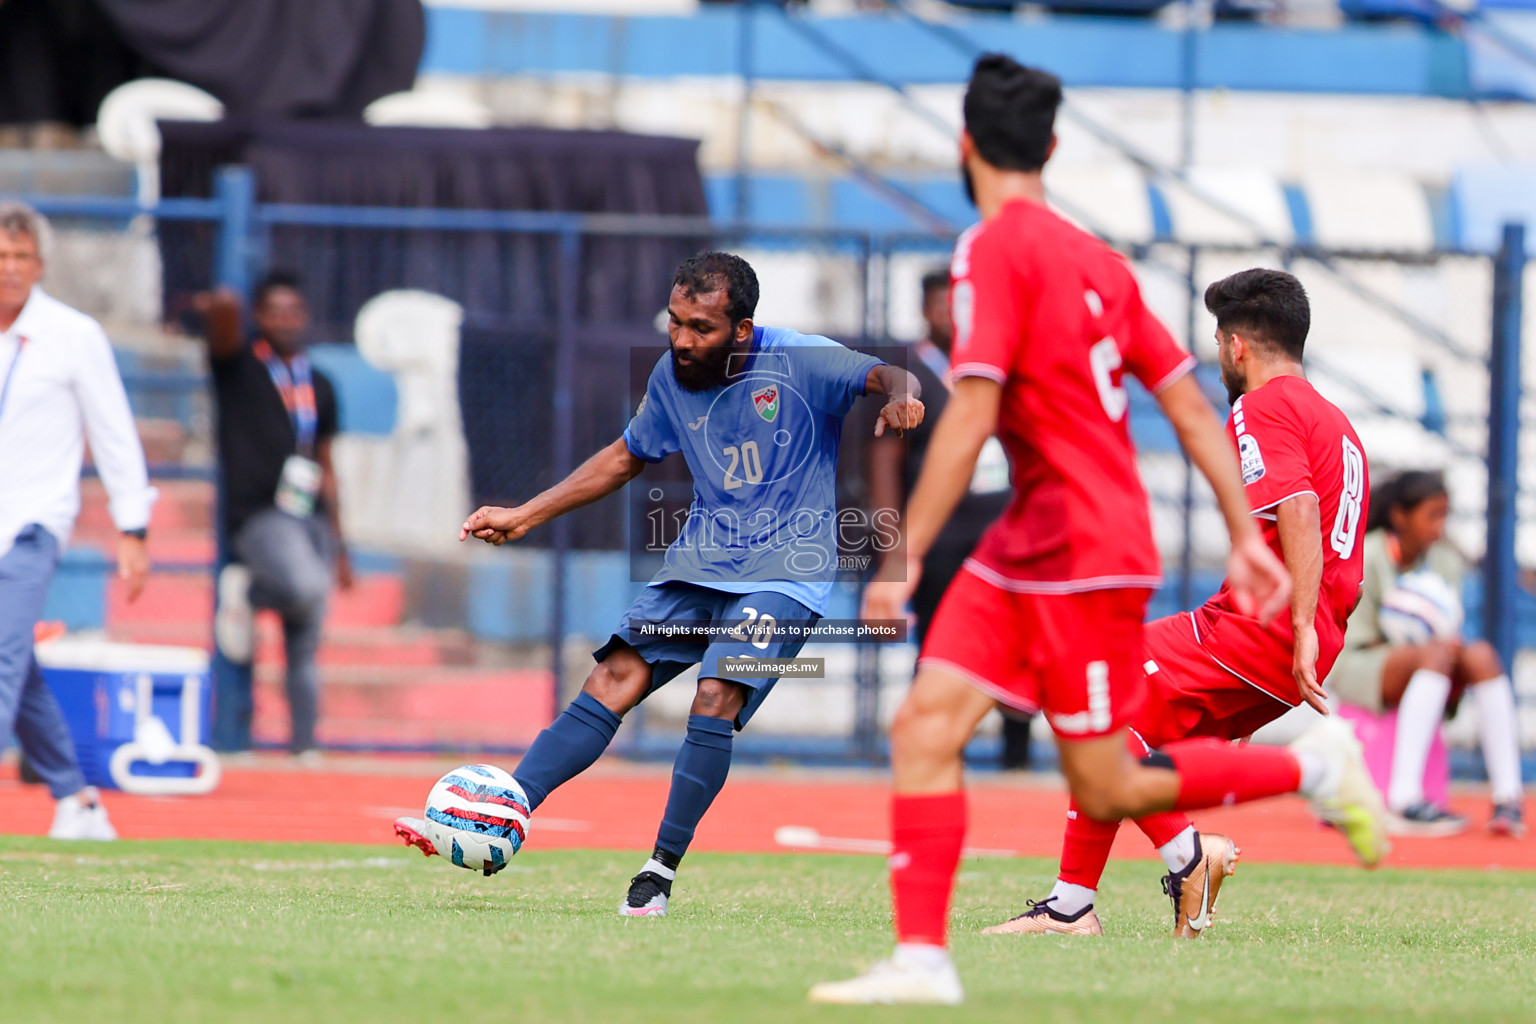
left=0, top=286, right=157, bottom=560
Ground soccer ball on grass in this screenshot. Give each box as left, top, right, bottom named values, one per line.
left=422, top=763, right=531, bottom=876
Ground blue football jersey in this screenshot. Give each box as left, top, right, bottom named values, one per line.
left=623, top=325, right=884, bottom=615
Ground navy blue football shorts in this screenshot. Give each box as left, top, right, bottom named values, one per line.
left=593, top=582, right=819, bottom=730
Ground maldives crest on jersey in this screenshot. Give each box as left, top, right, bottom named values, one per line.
left=751, top=384, right=780, bottom=422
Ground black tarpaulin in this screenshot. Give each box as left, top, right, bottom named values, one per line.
left=97, top=0, right=423, bottom=118
left=0, top=0, right=422, bottom=126
left=158, top=120, right=709, bottom=334
left=159, top=121, right=708, bottom=214
left=0, top=0, right=157, bottom=127
left=156, top=121, right=711, bottom=529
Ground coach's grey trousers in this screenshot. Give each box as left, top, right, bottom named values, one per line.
left=0, top=524, right=87, bottom=799
left=234, top=508, right=334, bottom=754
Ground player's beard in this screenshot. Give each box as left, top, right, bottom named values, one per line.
left=961, top=161, right=976, bottom=207
left=1219, top=357, right=1246, bottom=406
left=672, top=341, right=733, bottom=392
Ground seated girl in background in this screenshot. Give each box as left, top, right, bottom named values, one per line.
left=1327, top=470, right=1525, bottom=837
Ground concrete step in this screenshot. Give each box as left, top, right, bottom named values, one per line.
left=105, top=573, right=212, bottom=630
left=0, top=150, right=135, bottom=196
left=104, top=573, right=407, bottom=631
left=107, top=619, right=480, bottom=669
left=250, top=665, right=555, bottom=749
left=76, top=478, right=215, bottom=539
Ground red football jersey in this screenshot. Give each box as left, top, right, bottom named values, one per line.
left=949, top=198, right=1195, bottom=593
left=1194, top=374, right=1369, bottom=705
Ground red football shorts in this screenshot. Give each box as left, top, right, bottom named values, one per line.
left=1132, top=611, right=1296, bottom=748
left=918, top=566, right=1151, bottom=741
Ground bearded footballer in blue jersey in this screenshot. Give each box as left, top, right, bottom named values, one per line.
left=396, top=252, right=924, bottom=915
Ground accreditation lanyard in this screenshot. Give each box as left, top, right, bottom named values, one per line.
left=0, top=335, right=28, bottom=427
left=253, top=339, right=318, bottom=456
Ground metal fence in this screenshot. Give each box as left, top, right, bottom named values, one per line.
left=16, top=179, right=1531, bottom=766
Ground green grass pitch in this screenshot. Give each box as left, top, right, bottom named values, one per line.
left=2, top=837, right=1533, bottom=1023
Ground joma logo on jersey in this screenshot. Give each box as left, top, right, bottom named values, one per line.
left=751, top=385, right=780, bottom=422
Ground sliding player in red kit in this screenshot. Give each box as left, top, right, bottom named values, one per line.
left=985, top=268, right=1386, bottom=941
left=810, top=56, right=1385, bottom=1006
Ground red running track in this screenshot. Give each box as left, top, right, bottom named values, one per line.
left=0, top=756, right=1529, bottom=870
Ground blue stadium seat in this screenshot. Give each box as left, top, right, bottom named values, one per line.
left=708, top=172, right=970, bottom=234
left=1337, top=0, right=1454, bottom=20
left=1451, top=166, right=1536, bottom=254
left=705, top=174, right=814, bottom=227
left=308, top=343, right=398, bottom=436
left=1467, top=10, right=1536, bottom=101
left=468, top=551, right=642, bottom=644
left=943, top=0, right=1170, bottom=12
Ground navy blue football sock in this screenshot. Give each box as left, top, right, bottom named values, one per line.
left=513, top=691, right=623, bottom=811
left=655, top=714, right=735, bottom=858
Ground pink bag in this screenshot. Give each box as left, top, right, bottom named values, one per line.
left=1335, top=701, right=1449, bottom=807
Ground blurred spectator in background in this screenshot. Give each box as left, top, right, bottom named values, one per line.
left=1327, top=470, right=1526, bottom=838
left=868, top=269, right=1033, bottom=767
left=198, top=273, right=349, bottom=760
left=0, top=200, right=154, bottom=837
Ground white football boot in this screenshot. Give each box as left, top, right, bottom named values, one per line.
left=215, top=563, right=255, bottom=664
left=808, top=948, right=964, bottom=1005
left=49, top=787, right=117, bottom=841
left=618, top=871, right=672, bottom=917
left=1290, top=716, right=1390, bottom=867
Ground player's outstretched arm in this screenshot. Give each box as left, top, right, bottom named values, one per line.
left=1155, top=374, right=1291, bottom=623
left=1276, top=493, right=1327, bottom=713
left=460, top=437, right=646, bottom=545
left=863, top=377, right=997, bottom=622
left=191, top=287, right=245, bottom=361
left=863, top=364, right=925, bottom=437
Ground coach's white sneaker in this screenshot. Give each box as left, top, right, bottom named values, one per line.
left=48, top=787, right=117, bottom=841
left=1291, top=717, right=1390, bottom=867
left=808, top=946, right=963, bottom=1005
left=215, top=564, right=255, bottom=664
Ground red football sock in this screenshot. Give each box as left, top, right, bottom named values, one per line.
left=1058, top=798, right=1119, bottom=890
left=890, top=791, right=966, bottom=947
left=1134, top=808, right=1193, bottom=848
left=1123, top=730, right=1192, bottom=847
left=1163, top=738, right=1302, bottom=810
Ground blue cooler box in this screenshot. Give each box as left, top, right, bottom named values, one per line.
left=36, top=640, right=219, bottom=794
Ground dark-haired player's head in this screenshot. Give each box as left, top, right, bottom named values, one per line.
left=253, top=269, right=309, bottom=356
left=1205, top=268, right=1310, bottom=405
left=920, top=268, right=952, bottom=352
left=960, top=55, right=1062, bottom=207
left=668, top=251, right=759, bottom=391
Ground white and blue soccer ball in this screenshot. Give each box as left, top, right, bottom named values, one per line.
left=1379, top=570, right=1463, bottom=646
left=422, top=764, right=531, bottom=876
